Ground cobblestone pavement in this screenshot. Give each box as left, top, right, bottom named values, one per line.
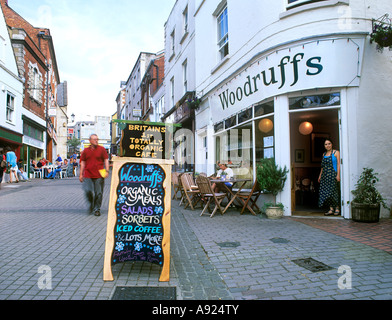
left=0, top=176, right=391, bottom=301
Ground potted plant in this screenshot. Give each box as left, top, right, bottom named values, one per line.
left=261, top=202, right=285, bottom=219
left=370, top=17, right=392, bottom=52
left=187, top=97, right=201, bottom=110
left=256, top=158, right=288, bottom=219
left=351, top=168, right=390, bottom=223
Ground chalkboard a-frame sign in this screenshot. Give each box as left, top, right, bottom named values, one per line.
left=103, top=157, right=174, bottom=282
left=115, top=120, right=180, bottom=159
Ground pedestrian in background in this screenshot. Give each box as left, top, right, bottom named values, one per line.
left=79, top=134, right=109, bottom=216
left=318, top=139, right=341, bottom=216
left=66, top=158, right=74, bottom=177
left=0, top=148, right=6, bottom=187
left=5, top=146, right=19, bottom=183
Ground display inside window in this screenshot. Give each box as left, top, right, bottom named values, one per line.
left=256, top=117, right=274, bottom=161
left=289, top=93, right=340, bottom=110
left=254, top=101, right=274, bottom=118
left=287, top=0, right=326, bottom=9
left=224, top=115, right=236, bottom=129
left=215, top=124, right=253, bottom=187
left=238, top=108, right=252, bottom=124
left=214, top=121, right=224, bottom=133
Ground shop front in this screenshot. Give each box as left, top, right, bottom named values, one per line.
left=0, top=126, right=22, bottom=159
left=21, top=114, right=46, bottom=175
left=162, top=91, right=195, bottom=173
left=198, top=36, right=366, bottom=218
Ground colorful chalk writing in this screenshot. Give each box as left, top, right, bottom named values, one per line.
left=111, top=163, right=166, bottom=266
left=121, top=124, right=167, bottom=158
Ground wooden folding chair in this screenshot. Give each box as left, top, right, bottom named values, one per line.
left=171, top=172, right=181, bottom=200
left=237, top=178, right=262, bottom=215
left=196, top=175, right=226, bottom=218
left=180, top=173, right=201, bottom=210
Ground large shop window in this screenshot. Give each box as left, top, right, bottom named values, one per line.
left=214, top=100, right=274, bottom=186
left=215, top=123, right=253, bottom=186
left=255, top=100, right=275, bottom=165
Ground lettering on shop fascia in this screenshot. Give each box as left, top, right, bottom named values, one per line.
left=218, top=53, right=323, bottom=110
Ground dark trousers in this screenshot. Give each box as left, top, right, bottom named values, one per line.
left=83, top=178, right=104, bottom=213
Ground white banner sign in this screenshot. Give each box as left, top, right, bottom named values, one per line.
left=210, top=38, right=364, bottom=123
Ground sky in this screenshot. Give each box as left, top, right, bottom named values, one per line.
left=8, top=0, right=176, bottom=122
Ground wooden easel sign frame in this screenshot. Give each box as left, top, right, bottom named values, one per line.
left=103, top=157, right=173, bottom=282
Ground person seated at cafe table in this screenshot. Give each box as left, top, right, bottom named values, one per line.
left=211, top=162, right=234, bottom=192
left=30, top=160, right=40, bottom=172
left=17, top=159, right=30, bottom=182
left=45, top=161, right=63, bottom=179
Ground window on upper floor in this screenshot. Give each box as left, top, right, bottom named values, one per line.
left=217, top=5, right=229, bottom=60
left=0, top=35, right=5, bottom=65
left=6, top=92, right=15, bottom=124
left=33, top=68, right=39, bottom=100
left=182, top=60, right=188, bottom=94
left=170, top=77, right=175, bottom=108
left=170, top=29, right=176, bottom=58
left=183, top=5, right=189, bottom=35
left=287, top=0, right=327, bottom=10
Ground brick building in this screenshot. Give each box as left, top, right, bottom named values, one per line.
left=140, top=50, right=165, bottom=121
left=0, top=0, right=67, bottom=168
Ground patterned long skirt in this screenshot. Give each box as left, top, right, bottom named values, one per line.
left=318, top=155, right=340, bottom=208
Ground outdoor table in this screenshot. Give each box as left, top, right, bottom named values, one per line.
left=210, top=178, right=251, bottom=214
left=40, top=165, right=54, bottom=179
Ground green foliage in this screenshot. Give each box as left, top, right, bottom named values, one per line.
left=261, top=201, right=284, bottom=213
left=66, top=137, right=81, bottom=148
left=370, top=24, right=392, bottom=48
left=256, top=158, right=288, bottom=205
left=351, top=168, right=389, bottom=209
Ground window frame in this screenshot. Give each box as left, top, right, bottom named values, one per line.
left=183, top=5, right=189, bottom=36
left=170, top=77, right=175, bottom=108
left=33, top=67, right=39, bottom=100
left=182, top=60, right=188, bottom=94
left=6, top=92, right=15, bottom=124
left=0, top=35, right=5, bottom=64
left=217, top=6, right=229, bottom=60
left=170, top=29, right=176, bottom=59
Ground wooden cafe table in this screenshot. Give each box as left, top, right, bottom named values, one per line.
left=209, top=178, right=251, bottom=214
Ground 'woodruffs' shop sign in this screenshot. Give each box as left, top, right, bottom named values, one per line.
left=211, top=38, right=364, bottom=122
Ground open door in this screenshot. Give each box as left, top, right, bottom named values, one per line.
left=290, top=109, right=340, bottom=216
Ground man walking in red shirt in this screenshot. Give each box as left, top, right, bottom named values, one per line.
left=79, top=134, right=109, bottom=216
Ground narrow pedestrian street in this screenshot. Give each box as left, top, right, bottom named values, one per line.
left=0, top=175, right=391, bottom=302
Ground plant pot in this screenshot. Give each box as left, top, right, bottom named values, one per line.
left=351, top=202, right=380, bottom=223
left=265, top=207, right=284, bottom=219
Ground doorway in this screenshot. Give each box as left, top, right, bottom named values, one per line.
left=290, top=108, right=340, bottom=216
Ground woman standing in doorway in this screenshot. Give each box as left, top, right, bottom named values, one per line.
left=318, top=139, right=340, bottom=216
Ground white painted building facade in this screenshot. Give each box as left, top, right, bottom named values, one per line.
left=164, top=0, right=198, bottom=171
left=192, top=0, right=392, bottom=218
left=0, top=4, right=23, bottom=153
left=124, top=52, right=157, bottom=121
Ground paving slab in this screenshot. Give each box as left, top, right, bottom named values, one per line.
left=0, top=175, right=391, bottom=301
